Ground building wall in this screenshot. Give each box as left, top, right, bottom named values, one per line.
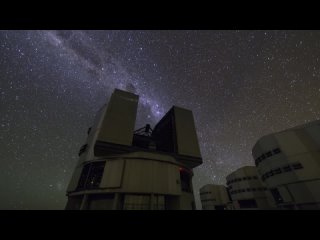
left=252, top=120, right=320, bottom=209
left=173, top=107, right=202, bottom=159
left=200, top=184, right=231, bottom=210
left=66, top=151, right=196, bottom=210
left=121, top=158, right=181, bottom=195
left=97, top=89, right=139, bottom=146
left=226, top=166, right=274, bottom=209
left=179, top=192, right=196, bottom=210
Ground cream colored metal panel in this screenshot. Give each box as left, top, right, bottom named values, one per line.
left=174, top=107, right=201, bottom=158
left=277, top=131, right=309, bottom=156
left=305, top=180, right=320, bottom=201
left=100, top=159, right=124, bottom=188
left=243, top=166, right=258, bottom=176
left=295, top=128, right=320, bottom=151
left=286, top=153, right=320, bottom=180
left=97, top=89, right=139, bottom=146
left=310, top=150, right=320, bottom=166
left=305, top=124, right=320, bottom=148
left=200, top=184, right=230, bottom=207
left=256, top=135, right=279, bottom=153
left=66, top=166, right=82, bottom=192
left=151, top=161, right=180, bottom=194
left=122, top=159, right=153, bottom=193
left=151, top=161, right=165, bottom=193
left=288, top=182, right=314, bottom=203
left=122, top=159, right=181, bottom=195
left=167, top=165, right=181, bottom=195
left=179, top=192, right=194, bottom=210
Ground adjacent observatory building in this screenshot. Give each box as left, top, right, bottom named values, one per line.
left=200, top=184, right=232, bottom=210
left=65, top=89, right=203, bottom=210
left=252, top=120, right=320, bottom=210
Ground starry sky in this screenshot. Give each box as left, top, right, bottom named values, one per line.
left=1, top=30, right=320, bottom=210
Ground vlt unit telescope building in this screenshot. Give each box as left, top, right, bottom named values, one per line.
left=65, top=89, right=203, bottom=210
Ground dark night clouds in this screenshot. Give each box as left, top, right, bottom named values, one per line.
left=1, top=30, right=320, bottom=209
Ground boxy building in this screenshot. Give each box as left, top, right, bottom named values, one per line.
left=200, top=184, right=232, bottom=210
left=226, top=166, right=274, bottom=209
left=65, top=89, right=203, bottom=210
left=252, top=120, right=320, bottom=210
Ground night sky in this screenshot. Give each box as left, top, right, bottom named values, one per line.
left=1, top=30, right=320, bottom=210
